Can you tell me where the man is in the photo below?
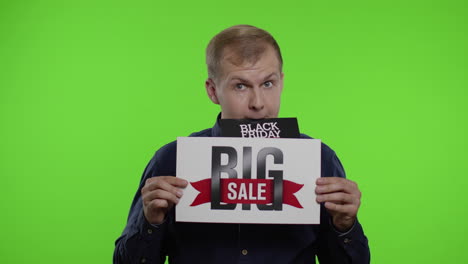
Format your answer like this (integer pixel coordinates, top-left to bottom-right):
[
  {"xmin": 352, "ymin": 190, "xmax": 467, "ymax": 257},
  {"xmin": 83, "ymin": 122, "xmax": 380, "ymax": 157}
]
[{"xmin": 114, "ymin": 25, "xmax": 370, "ymax": 263}]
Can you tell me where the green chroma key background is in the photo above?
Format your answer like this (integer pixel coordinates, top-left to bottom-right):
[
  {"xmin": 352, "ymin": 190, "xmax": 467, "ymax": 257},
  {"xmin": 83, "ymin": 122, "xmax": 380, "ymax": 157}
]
[{"xmin": 1, "ymin": 0, "xmax": 466, "ymax": 263}]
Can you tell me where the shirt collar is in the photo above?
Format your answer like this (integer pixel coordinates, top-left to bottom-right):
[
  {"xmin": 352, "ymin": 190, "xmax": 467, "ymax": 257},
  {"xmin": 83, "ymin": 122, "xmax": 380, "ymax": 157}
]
[{"xmin": 211, "ymin": 112, "xmax": 222, "ymax": 137}]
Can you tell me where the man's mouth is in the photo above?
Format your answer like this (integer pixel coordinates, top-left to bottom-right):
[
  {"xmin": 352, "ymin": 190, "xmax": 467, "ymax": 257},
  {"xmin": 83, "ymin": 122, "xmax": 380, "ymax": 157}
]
[{"xmin": 245, "ymin": 116, "xmax": 268, "ymax": 120}]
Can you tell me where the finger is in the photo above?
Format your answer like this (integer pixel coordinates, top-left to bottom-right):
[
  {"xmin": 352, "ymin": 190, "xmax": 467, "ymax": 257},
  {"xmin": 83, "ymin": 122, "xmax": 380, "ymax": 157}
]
[
  {"xmin": 142, "ymin": 180, "xmax": 180, "ymax": 199},
  {"xmin": 316, "ymin": 177, "xmax": 346, "ymax": 185},
  {"xmin": 143, "ymin": 177, "xmax": 187, "ymax": 198},
  {"xmin": 146, "ymin": 199, "xmax": 170, "ymax": 212},
  {"xmin": 164, "ymin": 176, "xmax": 189, "ymax": 188},
  {"xmin": 142, "ymin": 177, "xmax": 161, "ymax": 193},
  {"xmin": 315, "ymin": 182, "xmax": 348, "ymax": 194},
  {"xmin": 156, "ymin": 180, "xmax": 184, "ymax": 198},
  {"xmin": 315, "ymin": 179, "xmax": 358, "ymax": 195},
  {"xmin": 145, "ymin": 176, "xmax": 188, "ymax": 188},
  {"xmin": 143, "ymin": 189, "xmax": 180, "ymax": 206},
  {"xmin": 144, "ymin": 176, "xmax": 188, "ymax": 190},
  {"xmin": 324, "ymin": 202, "xmax": 359, "ymax": 216},
  {"xmin": 316, "ymin": 192, "xmax": 355, "ymax": 204}
]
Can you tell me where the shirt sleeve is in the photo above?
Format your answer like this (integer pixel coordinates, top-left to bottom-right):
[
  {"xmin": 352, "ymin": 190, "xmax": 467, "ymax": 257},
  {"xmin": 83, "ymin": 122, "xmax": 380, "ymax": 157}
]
[
  {"xmin": 316, "ymin": 150, "xmax": 371, "ymax": 264},
  {"xmin": 113, "ymin": 153, "xmax": 169, "ymax": 264}
]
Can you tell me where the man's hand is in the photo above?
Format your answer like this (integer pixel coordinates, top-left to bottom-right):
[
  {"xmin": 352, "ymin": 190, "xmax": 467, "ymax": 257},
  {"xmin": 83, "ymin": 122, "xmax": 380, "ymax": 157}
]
[
  {"xmin": 141, "ymin": 176, "xmax": 188, "ymax": 225},
  {"xmin": 315, "ymin": 177, "xmax": 361, "ymax": 232}
]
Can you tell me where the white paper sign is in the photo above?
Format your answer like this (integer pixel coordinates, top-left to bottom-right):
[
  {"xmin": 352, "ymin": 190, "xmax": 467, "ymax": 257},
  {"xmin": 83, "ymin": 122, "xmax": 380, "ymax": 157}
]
[{"xmin": 176, "ymin": 137, "xmax": 321, "ymax": 224}]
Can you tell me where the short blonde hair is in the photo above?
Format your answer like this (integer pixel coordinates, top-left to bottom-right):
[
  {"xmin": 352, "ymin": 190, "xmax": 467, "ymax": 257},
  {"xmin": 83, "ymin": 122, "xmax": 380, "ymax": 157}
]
[{"xmin": 206, "ymin": 25, "xmax": 283, "ymax": 80}]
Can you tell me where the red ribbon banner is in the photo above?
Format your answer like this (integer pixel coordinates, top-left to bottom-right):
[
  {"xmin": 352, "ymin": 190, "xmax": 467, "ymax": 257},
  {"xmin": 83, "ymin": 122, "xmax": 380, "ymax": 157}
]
[{"xmin": 190, "ymin": 178, "xmax": 304, "ymax": 208}]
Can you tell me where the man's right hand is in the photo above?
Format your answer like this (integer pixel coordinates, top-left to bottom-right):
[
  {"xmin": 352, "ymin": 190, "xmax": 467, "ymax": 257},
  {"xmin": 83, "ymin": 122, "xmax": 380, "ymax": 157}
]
[{"xmin": 141, "ymin": 176, "xmax": 188, "ymax": 224}]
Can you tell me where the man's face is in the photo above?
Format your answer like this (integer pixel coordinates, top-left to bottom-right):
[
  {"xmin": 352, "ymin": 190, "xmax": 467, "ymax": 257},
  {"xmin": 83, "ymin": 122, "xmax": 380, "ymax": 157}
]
[{"xmin": 206, "ymin": 45, "xmax": 284, "ymax": 119}]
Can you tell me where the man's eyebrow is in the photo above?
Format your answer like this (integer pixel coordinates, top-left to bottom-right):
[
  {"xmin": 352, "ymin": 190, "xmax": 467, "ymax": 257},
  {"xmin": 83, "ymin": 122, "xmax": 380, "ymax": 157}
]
[
  {"xmin": 262, "ymin": 72, "xmax": 279, "ymax": 81},
  {"xmin": 229, "ymin": 73, "xmax": 279, "ymax": 83},
  {"xmin": 229, "ymin": 76, "xmax": 250, "ymax": 83}
]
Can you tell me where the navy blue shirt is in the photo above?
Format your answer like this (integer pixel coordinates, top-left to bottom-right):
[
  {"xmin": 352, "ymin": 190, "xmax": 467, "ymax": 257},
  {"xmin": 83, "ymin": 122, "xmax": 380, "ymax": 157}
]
[{"xmin": 114, "ymin": 118, "xmax": 370, "ymax": 264}]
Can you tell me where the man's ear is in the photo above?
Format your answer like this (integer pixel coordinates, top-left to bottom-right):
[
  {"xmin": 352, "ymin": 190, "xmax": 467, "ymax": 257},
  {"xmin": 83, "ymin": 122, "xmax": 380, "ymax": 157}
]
[
  {"xmin": 279, "ymin": 72, "xmax": 285, "ymax": 92},
  {"xmin": 205, "ymin": 78, "xmax": 219, "ymax": 104}
]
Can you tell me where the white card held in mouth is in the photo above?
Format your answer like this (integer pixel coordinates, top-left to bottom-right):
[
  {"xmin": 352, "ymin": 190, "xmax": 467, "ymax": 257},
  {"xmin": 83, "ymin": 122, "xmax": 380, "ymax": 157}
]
[{"xmin": 176, "ymin": 137, "xmax": 321, "ymax": 225}]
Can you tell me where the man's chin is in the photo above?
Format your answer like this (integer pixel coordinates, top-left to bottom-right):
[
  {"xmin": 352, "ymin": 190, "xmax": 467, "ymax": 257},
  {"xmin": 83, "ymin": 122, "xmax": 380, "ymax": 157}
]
[
  {"xmin": 246, "ymin": 117, "xmax": 268, "ymax": 120},
  {"xmin": 221, "ymin": 112, "xmax": 274, "ymax": 120}
]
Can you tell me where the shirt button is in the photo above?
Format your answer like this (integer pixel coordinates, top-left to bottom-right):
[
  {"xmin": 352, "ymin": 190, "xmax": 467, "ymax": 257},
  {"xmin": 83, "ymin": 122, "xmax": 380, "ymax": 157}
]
[
  {"xmin": 147, "ymin": 229, "xmax": 153, "ymax": 234},
  {"xmin": 241, "ymin": 249, "xmax": 248, "ymax": 255},
  {"xmin": 344, "ymin": 238, "xmax": 351, "ymax": 244}
]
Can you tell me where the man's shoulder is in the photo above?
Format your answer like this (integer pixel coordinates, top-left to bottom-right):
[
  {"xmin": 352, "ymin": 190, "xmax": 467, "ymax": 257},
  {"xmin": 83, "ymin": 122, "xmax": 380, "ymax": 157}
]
[
  {"xmin": 148, "ymin": 127, "xmax": 213, "ymax": 175},
  {"xmin": 188, "ymin": 128, "xmax": 213, "ymax": 137},
  {"xmin": 154, "ymin": 128, "xmax": 213, "ymax": 156}
]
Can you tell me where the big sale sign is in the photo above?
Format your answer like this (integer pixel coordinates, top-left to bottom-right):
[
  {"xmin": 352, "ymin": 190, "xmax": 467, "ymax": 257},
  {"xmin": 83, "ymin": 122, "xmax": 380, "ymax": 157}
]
[{"xmin": 176, "ymin": 137, "xmax": 321, "ymax": 224}]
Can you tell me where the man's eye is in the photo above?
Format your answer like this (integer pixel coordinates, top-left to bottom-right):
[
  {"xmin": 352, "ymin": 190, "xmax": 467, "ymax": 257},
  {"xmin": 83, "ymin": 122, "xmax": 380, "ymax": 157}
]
[
  {"xmin": 264, "ymin": 81, "xmax": 273, "ymax": 88},
  {"xmin": 236, "ymin": 83, "xmax": 246, "ymax": 90}
]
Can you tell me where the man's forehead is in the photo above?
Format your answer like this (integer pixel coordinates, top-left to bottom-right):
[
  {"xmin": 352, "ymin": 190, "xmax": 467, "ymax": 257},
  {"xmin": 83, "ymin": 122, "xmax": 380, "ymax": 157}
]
[
  {"xmin": 219, "ymin": 46, "xmax": 281, "ymax": 80},
  {"xmin": 221, "ymin": 44, "xmax": 273, "ymax": 66}
]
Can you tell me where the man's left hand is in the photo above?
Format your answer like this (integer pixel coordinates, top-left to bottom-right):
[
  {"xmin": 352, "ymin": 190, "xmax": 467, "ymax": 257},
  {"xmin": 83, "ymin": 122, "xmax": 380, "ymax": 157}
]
[{"xmin": 315, "ymin": 177, "xmax": 362, "ymax": 232}]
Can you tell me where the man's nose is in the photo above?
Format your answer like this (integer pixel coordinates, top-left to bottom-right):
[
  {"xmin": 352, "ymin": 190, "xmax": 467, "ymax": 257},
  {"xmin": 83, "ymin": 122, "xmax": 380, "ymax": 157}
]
[{"xmin": 249, "ymin": 87, "xmax": 265, "ymax": 111}]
